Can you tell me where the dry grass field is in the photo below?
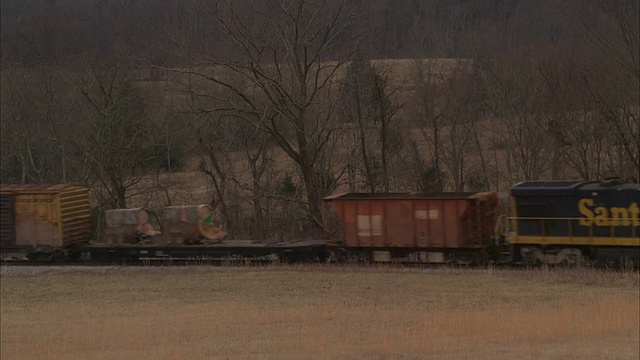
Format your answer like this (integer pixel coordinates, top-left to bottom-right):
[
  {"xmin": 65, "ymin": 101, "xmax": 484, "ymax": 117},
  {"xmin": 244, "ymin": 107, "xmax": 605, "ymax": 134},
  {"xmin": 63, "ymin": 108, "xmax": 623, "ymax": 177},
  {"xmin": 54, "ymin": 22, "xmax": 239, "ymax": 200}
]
[{"xmin": 1, "ymin": 265, "xmax": 638, "ymax": 360}]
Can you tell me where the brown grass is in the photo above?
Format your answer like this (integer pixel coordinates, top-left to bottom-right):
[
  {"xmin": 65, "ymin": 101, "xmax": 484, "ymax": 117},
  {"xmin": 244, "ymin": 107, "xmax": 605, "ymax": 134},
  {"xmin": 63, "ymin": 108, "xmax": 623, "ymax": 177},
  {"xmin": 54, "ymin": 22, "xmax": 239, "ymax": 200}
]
[{"xmin": 1, "ymin": 266, "xmax": 638, "ymax": 359}]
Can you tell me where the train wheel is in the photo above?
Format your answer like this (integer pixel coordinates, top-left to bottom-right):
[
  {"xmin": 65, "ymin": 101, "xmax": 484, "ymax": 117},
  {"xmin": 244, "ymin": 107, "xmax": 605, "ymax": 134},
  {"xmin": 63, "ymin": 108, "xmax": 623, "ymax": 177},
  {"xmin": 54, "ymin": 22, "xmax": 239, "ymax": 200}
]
[
  {"xmin": 67, "ymin": 250, "xmax": 81, "ymax": 262},
  {"xmin": 328, "ymin": 249, "xmax": 347, "ymax": 264},
  {"xmin": 280, "ymin": 252, "xmax": 297, "ymax": 264},
  {"xmin": 348, "ymin": 251, "xmax": 371, "ymax": 264},
  {"xmin": 51, "ymin": 249, "xmax": 68, "ymax": 262},
  {"xmin": 315, "ymin": 251, "xmax": 328, "ymax": 263},
  {"xmin": 451, "ymin": 252, "xmax": 479, "ymax": 266},
  {"xmin": 27, "ymin": 253, "xmax": 52, "ymax": 262},
  {"xmin": 558, "ymin": 248, "xmax": 583, "ymax": 266},
  {"xmin": 519, "ymin": 246, "xmax": 541, "ymax": 265}
]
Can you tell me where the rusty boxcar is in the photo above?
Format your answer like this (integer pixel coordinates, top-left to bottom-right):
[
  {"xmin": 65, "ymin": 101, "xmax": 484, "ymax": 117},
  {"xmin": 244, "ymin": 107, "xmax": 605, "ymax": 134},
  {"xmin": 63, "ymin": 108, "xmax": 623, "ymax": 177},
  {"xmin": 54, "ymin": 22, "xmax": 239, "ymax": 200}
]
[
  {"xmin": 0, "ymin": 184, "xmax": 92, "ymax": 258},
  {"xmin": 323, "ymin": 192, "xmax": 499, "ymax": 264}
]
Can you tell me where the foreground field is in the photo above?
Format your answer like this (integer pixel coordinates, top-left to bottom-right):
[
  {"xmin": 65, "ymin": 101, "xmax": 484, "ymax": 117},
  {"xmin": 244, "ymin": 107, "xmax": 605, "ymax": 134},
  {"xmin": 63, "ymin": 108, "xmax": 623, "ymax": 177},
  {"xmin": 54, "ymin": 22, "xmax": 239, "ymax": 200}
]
[{"xmin": 1, "ymin": 266, "xmax": 638, "ymax": 360}]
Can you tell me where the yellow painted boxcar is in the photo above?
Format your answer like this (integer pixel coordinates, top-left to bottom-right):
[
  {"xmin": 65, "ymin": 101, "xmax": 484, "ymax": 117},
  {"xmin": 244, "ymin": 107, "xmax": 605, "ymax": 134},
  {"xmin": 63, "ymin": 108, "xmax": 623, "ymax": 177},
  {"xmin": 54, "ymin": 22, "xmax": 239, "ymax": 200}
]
[{"xmin": 0, "ymin": 184, "xmax": 92, "ymax": 255}]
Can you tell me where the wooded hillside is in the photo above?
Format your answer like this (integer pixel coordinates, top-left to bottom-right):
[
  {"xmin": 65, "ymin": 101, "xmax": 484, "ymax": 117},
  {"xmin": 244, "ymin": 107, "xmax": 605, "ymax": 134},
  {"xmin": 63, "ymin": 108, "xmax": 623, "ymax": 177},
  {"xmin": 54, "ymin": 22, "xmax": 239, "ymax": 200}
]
[{"xmin": 1, "ymin": 0, "xmax": 638, "ymax": 238}]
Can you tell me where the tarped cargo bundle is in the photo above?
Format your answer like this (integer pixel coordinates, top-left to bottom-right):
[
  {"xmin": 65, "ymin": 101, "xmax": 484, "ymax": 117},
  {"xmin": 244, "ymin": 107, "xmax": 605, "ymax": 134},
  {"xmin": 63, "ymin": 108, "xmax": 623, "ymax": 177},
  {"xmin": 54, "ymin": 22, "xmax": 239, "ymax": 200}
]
[
  {"xmin": 161, "ymin": 205, "xmax": 227, "ymax": 244},
  {"xmin": 102, "ymin": 208, "xmax": 160, "ymax": 244}
]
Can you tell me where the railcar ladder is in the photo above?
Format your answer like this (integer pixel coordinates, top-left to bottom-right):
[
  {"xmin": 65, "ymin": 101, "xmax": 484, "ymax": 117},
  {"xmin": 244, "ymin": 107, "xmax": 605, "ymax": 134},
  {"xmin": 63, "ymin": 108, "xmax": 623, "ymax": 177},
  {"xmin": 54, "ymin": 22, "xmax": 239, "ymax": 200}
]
[
  {"xmin": 467, "ymin": 201, "xmax": 495, "ymax": 240},
  {"xmin": 467, "ymin": 202, "xmax": 483, "ymax": 240}
]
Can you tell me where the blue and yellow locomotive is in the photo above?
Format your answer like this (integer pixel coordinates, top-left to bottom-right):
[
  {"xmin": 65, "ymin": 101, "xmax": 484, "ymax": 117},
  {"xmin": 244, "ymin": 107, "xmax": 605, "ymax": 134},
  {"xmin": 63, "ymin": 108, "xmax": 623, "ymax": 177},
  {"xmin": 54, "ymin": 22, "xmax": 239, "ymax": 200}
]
[{"xmin": 505, "ymin": 180, "xmax": 640, "ymax": 265}]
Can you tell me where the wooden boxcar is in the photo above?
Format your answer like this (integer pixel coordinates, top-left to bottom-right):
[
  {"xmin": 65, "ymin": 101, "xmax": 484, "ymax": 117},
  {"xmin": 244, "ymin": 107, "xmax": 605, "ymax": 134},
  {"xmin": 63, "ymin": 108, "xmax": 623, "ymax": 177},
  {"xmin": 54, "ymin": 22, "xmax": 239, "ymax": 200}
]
[
  {"xmin": 323, "ymin": 192, "xmax": 499, "ymax": 264},
  {"xmin": 0, "ymin": 184, "xmax": 92, "ymax": 257}
]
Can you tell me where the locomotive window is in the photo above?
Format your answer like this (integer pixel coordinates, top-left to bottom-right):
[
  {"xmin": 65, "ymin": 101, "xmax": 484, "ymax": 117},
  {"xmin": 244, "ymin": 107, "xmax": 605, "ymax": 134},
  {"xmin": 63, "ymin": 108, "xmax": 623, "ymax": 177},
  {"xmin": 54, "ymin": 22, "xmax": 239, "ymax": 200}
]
[
  {"xmin": 516, "ymin": 198, "xmax": 553, "ymax": 217},
  {"xmin": 545, "ymin": 219, "xmax": 569, "ymax": 236},
  {"xmin": 516, "ymin": 219, "xmax": 540, "ymax": 236},
  {"xmin": 515, "ymin": 198, "xmax": 553, "ymax": 236}
]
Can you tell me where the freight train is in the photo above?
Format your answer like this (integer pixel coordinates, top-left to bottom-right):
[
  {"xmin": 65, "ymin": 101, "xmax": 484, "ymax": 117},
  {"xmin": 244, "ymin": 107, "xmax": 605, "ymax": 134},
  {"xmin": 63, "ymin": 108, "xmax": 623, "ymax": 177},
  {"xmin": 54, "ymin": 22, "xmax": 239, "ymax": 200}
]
[{"xmin": 1, "ymin": 180, "xmax": 638, "ymax": 265}]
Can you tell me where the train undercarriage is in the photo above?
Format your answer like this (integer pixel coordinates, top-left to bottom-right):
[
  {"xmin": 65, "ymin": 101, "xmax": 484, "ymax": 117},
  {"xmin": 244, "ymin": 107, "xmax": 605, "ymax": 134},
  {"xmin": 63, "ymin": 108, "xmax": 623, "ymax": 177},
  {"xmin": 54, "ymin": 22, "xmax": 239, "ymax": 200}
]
[{"xmin": 510, "ymin": 244, "xmax": 640, "ymax": 267}]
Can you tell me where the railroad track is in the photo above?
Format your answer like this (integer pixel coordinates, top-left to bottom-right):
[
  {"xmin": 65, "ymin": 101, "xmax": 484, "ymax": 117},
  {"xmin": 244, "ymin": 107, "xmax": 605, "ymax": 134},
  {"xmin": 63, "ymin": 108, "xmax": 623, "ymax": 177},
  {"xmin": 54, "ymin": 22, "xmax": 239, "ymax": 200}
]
[
  {"xmin": 2, "ymin": 258, "xmax": 619, "ymax": 271},
  {"xmin": 0, "ymin": 258, "xmax": 280, "ymax": 267},
  {"xmin": 2, "ymin": 252, "xmax": 636, "ymax": 270}
]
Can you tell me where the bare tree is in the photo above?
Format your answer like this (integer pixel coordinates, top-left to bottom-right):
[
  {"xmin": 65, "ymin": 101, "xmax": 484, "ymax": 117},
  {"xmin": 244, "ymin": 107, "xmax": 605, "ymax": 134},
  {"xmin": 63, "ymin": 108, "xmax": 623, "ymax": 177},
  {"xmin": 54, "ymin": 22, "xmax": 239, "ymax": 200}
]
[
  {"xmin": 410, "ymin": 58, "xmax": 449, "ymax": 191},
  {"xmin": 539, "ymin": 44, "xmax": 610, "ymax": 180},
  {"xmin": 337, "ymin": 55, "xmax": 400, "ymax": 192},
  {"xmin": 577, "ymin": 0, "xmax": 640, "ymax": 181},
  {"xmin": 72, "ymin": 60, "xmax": 159, "ymax": 208},
  {"xmin": 192, "ymin": 113, "xmax": 238, "ymax": 236},
  {"xmin": 240, "ymin": 126, "xmax": 273, "ymax": 239},
  {"xmin": 338, "ymin": 56, "xmax": 379, "ymax": 192},
  {"xmin": 439, "ymin": 65, "xmax": 476, "ymax": 192},
  {"xmin": 162, "ymin": 0, "xmax": 367, "ymax": 233},
  {"xmin": 0, "ymin": 63, "xmax": 80, "ymax": 184},
  {"xmin": 480, "ymin": 51, "xmax": 554, "ymax": 183}
]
